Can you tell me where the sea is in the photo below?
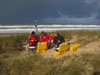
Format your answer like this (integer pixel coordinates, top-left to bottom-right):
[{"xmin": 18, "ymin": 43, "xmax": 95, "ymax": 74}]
[{"xmin": 0, "ymin": 24, "xmax": 100, "ymax": 33}]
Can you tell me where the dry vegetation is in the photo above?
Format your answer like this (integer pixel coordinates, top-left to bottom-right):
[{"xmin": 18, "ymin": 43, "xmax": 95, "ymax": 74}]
[{"xmin": 0, "ymin": 30, "xmax": 100, "ymax": 75}]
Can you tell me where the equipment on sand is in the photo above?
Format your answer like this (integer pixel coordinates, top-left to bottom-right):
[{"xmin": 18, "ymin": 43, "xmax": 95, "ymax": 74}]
[
  {"xmin": 69, "ymin": 43, "xmax": 80, "ymax": 51},
  {"xmin": 23, "ymin": 19, "xmax": 39, "ymax": 51},
  {"xmin": 34, "ymin": 19, "xmax": 38, "ymax": 34},
  {"xmin": 54, "ymin": 42, "xmax": 81, "ymax": 55},
  {"xmin": 54, "ymin": 42, "xmax": 69, "ymax": 55},
  {"xmin": 23, "ymin": 45, "xmax": 36, "ymax": 50},
  {"xmin": 23, "ymin": 42, "xmax": 47, "ymax": 52},
  {"xmin": 36, "ymin": 42, "xmax": 47, "ymax": 52}
]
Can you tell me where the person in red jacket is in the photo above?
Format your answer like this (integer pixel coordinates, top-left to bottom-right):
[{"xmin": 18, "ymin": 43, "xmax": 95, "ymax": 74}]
[
  {"xmin": 40, "ymin": 31, "xmax": 53, "ymax": 48},
  {"xmin": 27, "ymin": 31, "xmax": 39, "ymax": 47}
]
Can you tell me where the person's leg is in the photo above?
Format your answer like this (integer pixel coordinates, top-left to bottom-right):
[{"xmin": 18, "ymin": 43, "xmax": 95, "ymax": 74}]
[
  {"xmin": 47, "ymin": 41, "xmax": 51, "ymax": 49},
  {"xmin": 34, "ymin": 43, "xmax": 38, "ymax": 47},
  {"xmin": 55, "ymin": 44, "xmax": 58, "ymax": 48},
  {"xmin": 55, "ymin": 42, "xmax": 65, "ymax": 51},
  {"xmin": 61, "ymin": 42, "xmax": 64, "ymax": 44},
  {"xmin": 55, "ymin": 44, "xmax": 59, "ymax": 51},
  {"xmin": 25, "ymin": 44, "xmax": 29, "ymax": 51}
]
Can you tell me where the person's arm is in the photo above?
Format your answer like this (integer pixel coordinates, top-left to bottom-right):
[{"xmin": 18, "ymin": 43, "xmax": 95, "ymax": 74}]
[
  {"xmin": 53, "ymin": 37, "xmax": 57, "ymax": 44},
  {"xmin": 40, "ymin": 36, "xmax": 43, "ymax": 42},
  {"xmin": 35, "ymin": 36, "xmax": 39, "ymax": 42},
  {"xmin": 60, "ymin": 36, "xmax": 65, "ymax": 42},
  {"xmin": 27, "ymin": 36, "xmax": 31, "ymax": 43},
  {"xmin": 53, "ymin": 37, "xmax": 55, "ymax": 44}
]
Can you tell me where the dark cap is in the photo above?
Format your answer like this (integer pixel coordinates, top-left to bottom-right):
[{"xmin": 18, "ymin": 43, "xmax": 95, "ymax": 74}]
[
  {"xmin": 31, "ymin": 31, "xmax": 35, "ymax": 35},
  {"xmin": 41, "ymin": 31, "xmax": 46, "ymax": 35}
]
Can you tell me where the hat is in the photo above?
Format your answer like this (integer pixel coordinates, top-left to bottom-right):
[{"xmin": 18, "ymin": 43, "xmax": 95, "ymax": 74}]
[
  {"xmin": 41, "ymin": 31, "xmax": 46, "ymax": 35},
  {"xmin": 31, "ymin": 31, "xmax": 35, "ymax": 35}
]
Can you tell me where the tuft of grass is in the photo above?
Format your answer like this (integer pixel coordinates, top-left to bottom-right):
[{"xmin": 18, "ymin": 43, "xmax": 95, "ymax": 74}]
[{"xmin": 0, "ymin": 33, "xmax": 29, "ymax": 54}]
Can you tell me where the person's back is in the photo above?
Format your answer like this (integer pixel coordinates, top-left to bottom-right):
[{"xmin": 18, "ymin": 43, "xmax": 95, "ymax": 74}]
[{"xmin": 40, "ymin": 34, "xmax": 53, "ymax": 42}]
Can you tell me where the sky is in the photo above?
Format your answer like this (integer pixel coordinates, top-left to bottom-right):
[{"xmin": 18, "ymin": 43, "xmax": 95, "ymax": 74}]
[{"xmin": 0, "ymin": 0, "xmax": 100, "ymax": 25}]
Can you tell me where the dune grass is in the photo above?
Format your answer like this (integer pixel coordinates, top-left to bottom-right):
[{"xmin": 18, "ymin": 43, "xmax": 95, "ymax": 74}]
[
  {"xmin": 0, "ymin": 33, "xmax": 29, "ymax": 54},
  {"xmin": 0, "ymin": 30, "xmax": 100, "ymax": 75},
  {"xmin": 1, "ymin": 52, "xmax": 100, "ymax": 75}
]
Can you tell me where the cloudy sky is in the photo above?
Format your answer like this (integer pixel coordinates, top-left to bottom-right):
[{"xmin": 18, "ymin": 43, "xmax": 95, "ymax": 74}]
[{"xmin": 0, "ymin": 0, "xmax": 100, "ymax": 24}]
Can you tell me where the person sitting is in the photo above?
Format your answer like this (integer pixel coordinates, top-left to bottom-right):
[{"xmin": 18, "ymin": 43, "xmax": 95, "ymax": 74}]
[
  {"xmin": 27, "ymin": 31, "xmax": 39, "ymax": 47},
  {"xmin": 40, "ymin": 31, "xmax": 53, "ymax": 49},
  {"xmin": 53, "ymin": 32, "xmax": 65, "ymax": 51}
]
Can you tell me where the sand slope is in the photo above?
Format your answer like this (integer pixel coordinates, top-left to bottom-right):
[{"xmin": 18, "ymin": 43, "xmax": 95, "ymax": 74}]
[{"xmin": 40, "ymin": 40, "xmax": 100, "ymax": 59}]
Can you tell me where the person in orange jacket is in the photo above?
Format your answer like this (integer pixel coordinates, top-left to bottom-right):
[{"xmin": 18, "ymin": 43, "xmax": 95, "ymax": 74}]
[
  {"xmin": 40, "ymin": 31, "xmax": 53, "ymax": 48},
  {"xmin": 27, "ymin": 31, "xmax": 39, "ymax": 47}
]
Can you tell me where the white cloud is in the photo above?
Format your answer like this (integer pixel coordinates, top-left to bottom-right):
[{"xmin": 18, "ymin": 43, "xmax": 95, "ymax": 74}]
[
  {"xmin": 85, "ymin": 0, "xmax": 100, "ymax": 11},
  {"xmin": 41, "ymin": 12, "xmax": 100, "ymax": 24},
  {"xmin": 85, "ymin": 0, "xmax": 97, "ymax": 4}
]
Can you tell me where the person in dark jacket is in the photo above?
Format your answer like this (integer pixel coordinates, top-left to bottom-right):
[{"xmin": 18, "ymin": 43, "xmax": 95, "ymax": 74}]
[{"xmin": 53, "ymin": 32, "xmax": 65, "ymax": 50}]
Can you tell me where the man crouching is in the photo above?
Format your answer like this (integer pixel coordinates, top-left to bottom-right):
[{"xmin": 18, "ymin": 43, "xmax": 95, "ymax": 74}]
[
  {"xmin": 26, "ymin": 31, "xmax": 39, "ymax": 51},
  {"xmin": 53, "ymin": 32, "xmax": 65, "ymax": 51},
  {"xmin": 40, "ymin": 31, "xmax": 53, "ymax": 49}
]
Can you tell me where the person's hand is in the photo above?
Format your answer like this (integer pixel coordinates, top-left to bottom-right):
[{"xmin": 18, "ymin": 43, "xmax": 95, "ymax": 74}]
[
  {"xmin": 48, "ymin": 40, "xmax": 51, "ymax": 42},
  {"xmin": 31, "ymin": 40, "xmax": 34, "ymax": 42},
  {"xmin": 58, "ymin": 40, "xmax": 61, "ymax": 43},
  {"xmin": 35, "ymin": 40, "xmax": 37, "ymax": 42}
]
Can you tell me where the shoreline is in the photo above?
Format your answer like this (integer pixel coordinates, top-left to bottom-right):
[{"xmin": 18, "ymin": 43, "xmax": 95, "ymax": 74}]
[
  {"xmin": 0, "ymin": 33, "xmax": 27, "ymax": 37},
  {"xmin": 0, "ymin": 25, "xmax": 100, "ymax": 33},
  {"xmin": 0, "ymin": 30, "xmax": 100, "ymax": 37}
]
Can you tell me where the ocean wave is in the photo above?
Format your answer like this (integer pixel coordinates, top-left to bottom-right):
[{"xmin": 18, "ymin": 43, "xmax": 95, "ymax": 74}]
[
  {"xmin": 0, "ymin": 24, "xmax": 100, "ymax": 28},
  {"xmin": 0, "ymin": 25, "xmax": 100, "ymax": 33},
  {"xmin": 0, "ymin": 28, "xmax": 100, "ymax": 33}
]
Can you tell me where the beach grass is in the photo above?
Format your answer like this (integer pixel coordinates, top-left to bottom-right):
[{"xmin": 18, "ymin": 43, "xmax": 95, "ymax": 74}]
[{"xmin": 0, "ymin": 30, "xmax": 100, "ymax": 75}]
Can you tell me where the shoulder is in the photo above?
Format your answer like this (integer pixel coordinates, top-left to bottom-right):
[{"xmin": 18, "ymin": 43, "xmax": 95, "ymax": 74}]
[
  {"xmin": 59, "ymin": 35, "xmax": 64, "ymax": 38},
  {"xmin": 40, "ymin": 35, "xmax": 43, "ymax": 38},
  {"xmin": 35, "ymin": 35, "xmax": 38, "ymax": 37},
  {"xmin": 61, "ymin": 35, "xmax": 64, "ymax": 37},
  {"xmin": 46, "ymin": 34, "xmax": 50, "ymax": 36},
  {"xmin": 53, "ymin": 37, "xmax": 56, "ymax": 39},
  {"xmin": 27, "ymin": 35, "xmax": 32, "ymax": 39},
  {"xmin": 47, "ymin": 34, "xmax": 52, "ymax": 36},
  {"xmin": 29, "ymin": 35, "xmax": 32, "ymax": 37}
]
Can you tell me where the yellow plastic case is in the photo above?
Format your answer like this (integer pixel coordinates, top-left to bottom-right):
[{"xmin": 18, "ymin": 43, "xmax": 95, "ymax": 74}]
[
  {"xmin": 36, "ymin": 42, "xmax": 47, "ymax": 52},
  {"xmin": 69, "ymin": 43, "xmax": 80, "ymax": 51},
  {"xmin": 54, "ymin": 42, "xmax": 69, "ymax": 55}
]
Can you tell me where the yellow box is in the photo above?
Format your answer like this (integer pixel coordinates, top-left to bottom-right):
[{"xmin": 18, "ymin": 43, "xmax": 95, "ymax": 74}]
[
  {"xmin": 70, "ymin": 46, "xmax": 76, "ymax": 51},
  {"xmin": 36, "ymin": 49, "xmax": 46, "ymax": 52},
  {"xmin": 74, "ymin": 44, "xmax": 80, "ymax": 48},
  {"xmin": 54, "ymin": 50, "xmax": 66, "ymax": 55},
  {"xmin": 59, "ymin": 42, "xmax": 68, "ymax": 52},
  {"xmin": 69, "ymin": 43, "xmax": 80, "ymax": 51},
  {"xmin": 75, "ymin": 43, "xmax": 80, "ymax": 48},
  {"xmin": 36, "ymin": 42, "xmax": 47, "ymax": 52},
  {"xmin": 54, "ymin": 42, "xmax": 69, "ymax": 55}
]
